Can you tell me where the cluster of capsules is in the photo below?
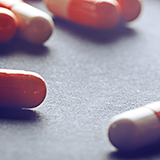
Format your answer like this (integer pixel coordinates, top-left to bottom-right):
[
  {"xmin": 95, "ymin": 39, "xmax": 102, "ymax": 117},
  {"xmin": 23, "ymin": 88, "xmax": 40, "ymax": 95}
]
[
  {"xmin": 1, "ymin": 0, "xmax": 158, "ymax": 153},
  {"xmin": 0, "ymin": 1, "xmax": 51, "ymax": 107},
  {"xmin": 43, "ymin": 0, "xmax": 142, "ymax": 29},
  {"xmin": 0, "ymin": 0, "xmax": 142, "ymax": 44},
  {"xmin": 0, "ymin": 0, "xmax": 54, "ymax": 44},
  {"xmin": 0, "ymin": 1, "xmax": 141, "ymax": 109}
]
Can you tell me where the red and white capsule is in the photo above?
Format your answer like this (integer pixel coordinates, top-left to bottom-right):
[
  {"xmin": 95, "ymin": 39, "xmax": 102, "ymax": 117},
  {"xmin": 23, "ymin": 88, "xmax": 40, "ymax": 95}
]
[
  {"xmin": 44, "ymin": 0, "xmax": 121, "ymax": 29},
  {"xmin": 0, "ymin": 69, "xmax": 47, "ymax": 108},
  {"xmin": 0, "ymin": 0, "xmax": 54, "ymax": 44},
  {"xmin": 108, "ymin": 101, "xmax": 160, "ymax": 151}
]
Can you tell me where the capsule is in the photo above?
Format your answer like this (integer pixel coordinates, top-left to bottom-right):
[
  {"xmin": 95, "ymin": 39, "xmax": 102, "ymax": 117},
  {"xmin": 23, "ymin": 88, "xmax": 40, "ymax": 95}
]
[
  {"xmin": 108, "ymin": 101, "xmax": 160, "ymax": 151},
  {"xmin": 0, "ymin": 69, "xmax": 47, "ymax": 108},
  {"xmin": 44, "ymin": 0, "xmax": 121, "ymax": 29},
  {"xmin": 0, "ymin": 7, "xmax": 18, "ymax": 42},
  {"xmin": 0, "ymin": 0, "xmax": 54, "ymax": 44},
  {"xmin": 117, "ymin": 0, "xmax": 141, "ymax": 22}
]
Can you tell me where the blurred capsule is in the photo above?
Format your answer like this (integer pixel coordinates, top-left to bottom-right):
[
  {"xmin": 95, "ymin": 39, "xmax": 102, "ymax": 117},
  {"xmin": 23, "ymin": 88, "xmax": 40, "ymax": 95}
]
[
  {"xmin": 117, "ymin": 0, "xmax": 142, "ymax": 22},
  {"xmin": 44, "ymin": 0, "xmax": 121, "ymax": 29},
  {"xmin": 0, "ymin": 0, "xmax": 54, "ymax": 44}
]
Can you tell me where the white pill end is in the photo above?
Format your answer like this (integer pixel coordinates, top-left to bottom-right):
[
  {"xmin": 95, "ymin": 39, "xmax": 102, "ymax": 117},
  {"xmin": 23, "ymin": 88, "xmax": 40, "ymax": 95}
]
[
  {"xmin": 11, "ymin": 2, "xmax": 54, "ymax": 44},
  {"xmin": 108, "ymin": 118, "xmax": 138, "ymax": 150},
  {"xmin": 23, "ymin": 16, "xmax": 54, "ymax": 44},
  {"xmin": 108, "ymin": 107, "xmax": 160, "ymax": 151}
]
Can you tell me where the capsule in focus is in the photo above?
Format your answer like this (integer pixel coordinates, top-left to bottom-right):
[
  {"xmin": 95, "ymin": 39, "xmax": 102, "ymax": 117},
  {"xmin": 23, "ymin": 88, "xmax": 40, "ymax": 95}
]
[
  {"xmin": 0, "ymin": 7, "xmax": 18, "ymax": 42},
  {"xmin": 0, "ymin": 69, "xmax": 47, "ymax": 108},
  {"xmin": 108, "ymin": 101, "xmax": 160, "ymax": 151},
  {"xmin": 0, "ymin": 0, "xmax": 54, "ymax": 44},
  {"xmin": 44, "ymin": 0, "xmax": 121, "ymax": 29}
]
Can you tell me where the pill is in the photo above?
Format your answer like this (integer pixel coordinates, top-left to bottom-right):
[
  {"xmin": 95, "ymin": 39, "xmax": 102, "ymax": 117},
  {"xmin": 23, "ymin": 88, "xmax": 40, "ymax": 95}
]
[
  {"xmin": 43, "ymin": 0, "xmax": 121, "ymax": 29},
  {"xmin": 0, "ymin": 69, "xmax": 47, "ymax": 108},
  {"xmin": 108, "ymin": 101, "xmax": 160, "ymax": 151},
  {"xmin": 0, "ymin": 7, "xmax": 18, "ymax": 42},
  {"xmin": 116, "ymin": 0, "xmax": 141, "ymax": 22},
  {"xmin": 0, "ymin": 0, "xmax": 54, "ymax": 44}
]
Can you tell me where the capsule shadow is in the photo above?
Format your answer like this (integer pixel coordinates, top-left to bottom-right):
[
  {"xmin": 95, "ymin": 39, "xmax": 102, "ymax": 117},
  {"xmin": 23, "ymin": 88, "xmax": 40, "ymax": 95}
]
[
  {"xmin": 0, "ymin": 37, "xmax": 50, "ymax": 56},
  {"xmin": 54, "ymin": 17, "xmax": 137, "ymax": 44},
  {"xmin": 107, "ymin": 143, "xmax": 160, "ymax": 159},
  {"xmin": 0, "ymin": 107, "xmax": 40, "ymax": 121}
]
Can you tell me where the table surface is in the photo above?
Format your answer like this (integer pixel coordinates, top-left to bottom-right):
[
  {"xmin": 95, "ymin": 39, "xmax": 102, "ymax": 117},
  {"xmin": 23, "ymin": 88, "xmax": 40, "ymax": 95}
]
[{"xmin": 1, "ymin": 0, "xmax": 160, "ymax": 159}]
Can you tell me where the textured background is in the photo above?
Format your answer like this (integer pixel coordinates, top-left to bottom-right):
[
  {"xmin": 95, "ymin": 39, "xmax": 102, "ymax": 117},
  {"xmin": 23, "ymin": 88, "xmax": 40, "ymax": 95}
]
[{"xmin": 0, "ymin": 0, "xmax": 160, "ymax": 159}]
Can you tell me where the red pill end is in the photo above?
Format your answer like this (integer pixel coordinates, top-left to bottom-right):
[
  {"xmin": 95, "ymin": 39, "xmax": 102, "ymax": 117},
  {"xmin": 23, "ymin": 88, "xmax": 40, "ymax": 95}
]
[
  {"xmin": 96, "ymin": 1, "xmax": 121, "ymax": 29},
  {"xmin": 0, "ymin": 69, "xmax": 47, "ymax": 109},
  {"xmin": 68, "ymin": 0, "xmax": 121, "ymax": 29},
  {"xmin": 0, "ymin": 8, "xmax": 18, "ymax": 42},
  {"xmin": 117, "ymin": 0, "xmax": 141, "ymax": 22}
]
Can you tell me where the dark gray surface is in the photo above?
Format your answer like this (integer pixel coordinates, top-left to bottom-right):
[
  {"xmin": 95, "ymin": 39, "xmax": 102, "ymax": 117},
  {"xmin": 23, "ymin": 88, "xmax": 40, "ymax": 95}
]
[{"xmin": 0, "ymin": 0, "xmax": 160, "ymax": 159}]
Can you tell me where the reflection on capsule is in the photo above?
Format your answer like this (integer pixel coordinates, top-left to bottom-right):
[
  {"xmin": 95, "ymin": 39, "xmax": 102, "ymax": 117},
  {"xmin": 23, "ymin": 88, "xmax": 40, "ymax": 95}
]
[{"xmin": 108, "ymin": 101, "xmax": 160, "ymax": 151}]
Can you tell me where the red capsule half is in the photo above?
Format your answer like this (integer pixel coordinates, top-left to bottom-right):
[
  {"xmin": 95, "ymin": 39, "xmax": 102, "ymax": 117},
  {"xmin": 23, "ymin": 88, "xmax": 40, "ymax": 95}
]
[
  {"xmin": 117, "ymin": 0, "xmax": 141, "ymax": 22},
  {"xmin": 44, "ymin": 0, "xmax": 121, "ymax": 29},
  {"xmin": 0, "ymin": 69, "xmax": 47, "ymax": 108},
  {"xmin": 0, "ymin": 7, "xmax": 18, "ymax": 42}
]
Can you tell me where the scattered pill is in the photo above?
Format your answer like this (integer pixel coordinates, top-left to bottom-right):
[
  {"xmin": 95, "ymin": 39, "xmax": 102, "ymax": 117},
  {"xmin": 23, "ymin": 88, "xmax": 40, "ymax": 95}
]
[
  {"xmin": 0, "ymin": 69, "xmax": 47, "ymax": 108},
  {"xmin": 44, "ymin": 0, "xmax": 121, "ymax": 29},
  {"xmin": 0, "ymin": 7, "xmax": 18, "ymax": 42},
  {"xmin": 117, "ymin": 0, "xmax": 141, "ymax": 22},
  {"xmin": 0, "ymin": 0, "xmax": 54, "ymax": 44},
  {"xmin": 108, "ymin": 101, "xmax": 160, "ymax": 151}
]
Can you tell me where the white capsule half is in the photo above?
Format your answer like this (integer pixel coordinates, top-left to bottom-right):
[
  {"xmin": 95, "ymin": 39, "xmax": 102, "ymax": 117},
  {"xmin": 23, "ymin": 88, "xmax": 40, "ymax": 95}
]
[
  {"xmin": 12, "ymin": 2, "xmax": 54, "ymax": 44},
  {"xmin": 108, "ymin": 105, "xmax": 160, "ymax": 151}
]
